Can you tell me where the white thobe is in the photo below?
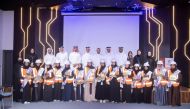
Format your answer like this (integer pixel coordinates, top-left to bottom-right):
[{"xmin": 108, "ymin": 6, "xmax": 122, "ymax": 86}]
[
  {"xmin": 44, "ymin": 54, "xmax": 56, "ymax": 65},
  {"xmin": 69, "ymin": 52, "xmax": 81, "ymax": 65},
  {"xmin": 104, "ymin": 53, "xmax": 115, "ymax": 66},
  {"xmin": 82, "ymin": 53, "xmax": 93, "ymax": 67},
  {"xmin": 56, "ymin": 52, "xmax": 68, "ymax": 67},
  {"xmin": 115, "ymin": 52, "xmax": 127, "ymax": 67},
  {"xmin": 92, "ymin": 53, "xmax": 104, "ymax": 67}
]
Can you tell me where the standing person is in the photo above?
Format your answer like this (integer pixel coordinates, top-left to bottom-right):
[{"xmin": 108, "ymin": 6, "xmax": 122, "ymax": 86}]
[
  {"xmin": 93, "ymin": 48, "xmax": 104, "ymax": 67},
  {"xmin": 144, "ymin": 51, "xmax": 156, "ymax": 72},
  {"xmin": 107, "ymin": 60, "xmax": 121, "ymax": 103},
  {"xmin": 82, "ymin": 47, "xmax": 93, "ymax": 67},
  {"xmin": 32, "ymin": 59, "xmax": 44, "ymax": 101},
  {"xmin": 152, "ymin": 61, "xmax": 168, "ymax": 105},
  {"xmin": 83, "ymin": 60, "xmax": 96, "ymax": 102},
  {"xmin": 43, "ymin": 61, "xmax": 54, "ymax": 102},
  {"xmin": 27, "ymin": 48, "xmax": 38, "ymax": 67},
  {"xmin": 133, "ymin": 49, "xmax": 144, "ymax": 67},
  {"xmin": 69, "ymin": 46, "xmax": 81, "ymax": 68},
  {"xmin": 127, "ymin": 51, "xmax": 134, "ymax": 68},
  {"xmin": 55, "ymin": 46, "xmax": 68, "ymax": 67},
  {"xmin": 142, "ymin": 62, "xmax": 153, "ymax": 103},
  {"xmin": 44, "ymin": 48, "xmax": 55, "ymax": 66},
  {"xmin": 167, "ymin": 61, "xmax": 182, "ymax": 106},
  {"xmin": 62, "ymin": 61, "xmax": 75, "ymax": 101},
  {"xmin": 104, "ymin": 47, "xmax": 115, "ymax": 66},
  {"xmin": 121, "ymin": 61, "xmax": 133, "ymax": 103},
  {"xmin": 74, "ymin": 63, "xmax": 85, "ymax": 101},
  {"xmin": 20, "ymin": 59, "xmax": 33, "ymax": 104},
  {"xmin": 95, "ymin": 60, "xmax": 108, "ymax": 103},
  {"xmin": 53, "ymin": 60, "xmax": 63, "ymax": 101},
  {"xmin": 115, "ymin": 47, "xmax": 127, "ymax": 67},
  {"xmin": 132, "ymin": 64, "xmax": 143, "ymax": 103}
]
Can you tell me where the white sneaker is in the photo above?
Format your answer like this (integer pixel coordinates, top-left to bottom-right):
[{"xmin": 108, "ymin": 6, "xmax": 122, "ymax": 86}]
[
  {"xmin": 103, "ymin": 100, "xmax": 106, "ymax": 103},
  {"xmin": 100, "ymin": 100, "xmax": 103, "ymax": 103},
  {"xmin": 24, "ymin": 101, "xmax": 27, "ymax": 104},
  {"xmin": 27, "ymin": 102, "xmax": 30, "ymax": 104}
]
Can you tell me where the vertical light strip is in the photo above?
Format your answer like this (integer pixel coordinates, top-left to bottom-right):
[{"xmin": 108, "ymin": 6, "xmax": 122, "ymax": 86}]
[
  {"xmin": 23, "ymin": 7, "xmax": 32, "ymax": 59},
  {"xmin": 37, "ymin": 8, "xmax": 46, "ymax": 57},
  {"xmin": 145, "ymin": 8, "xmax": 155, "ymax": 57},
  {"xmin": 184, "ymin": 19, "xmax": 190, "ymax": 61},
  {"xmin": 19, "ymin": 7, "xmax": 26, "ymax": 59},
  {"xmin": 172, "ymin": 6, "xmax": 179, "ymax": 58},
  {"xmin": 46, "ymin": 9, "xmax": 53, "ymax": 49},
  {"xmin": 48, "ymin": 8, "xmax": 58, "ymax": 55},
  {"xmin": 148, "ymin": 8, "xmax": 160, "ymax": 60},
  {"xmin": 151, "ymin": 8, "xmax": 163, "ymax": 60}
]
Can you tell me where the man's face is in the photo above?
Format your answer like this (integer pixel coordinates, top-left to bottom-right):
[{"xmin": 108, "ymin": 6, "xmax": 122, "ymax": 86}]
[
  {"xmin": 100, "ymin": 62, "xmax": 105, "ymax": 66},
  {"xmin": 86, "ymin": 48, "xmax": 90, "ymax": 53},
  {"xmin": 48, "ymin": 49, "xmax": 52, "ymax": 54},
  {"xmin": 78, "ymin": 64, "xmax": 82, "ymax": 68},
  {"xmin": 31, "ymin": 49, "xmax": 35, "ymax": 54},
  {"xmin": 65, "ymin": 64, "xmax": 70, "ymax": 68},
  {"xmin": 59, "ymin": 47, "xmax": 64, "ymax": 52},
  {"xmin": 119, "ymin": 48, "xmax": 123, "ymax": 53},
  {"xmin": 106, "ymin": 48, "xmax": 111, "ymax": 53},
  {"xmin": 135, "ymin": 66, "xmax": 138, "ymax": 70},
  {"xmin": 55, "ymin": 63, "xmax": 60, "ymax": 67},
  {"xmin": 157, "ymin": 64, "xmax": 162, "ymax": 68},
  {"xmin": 96, "ymin": 48, "xmax": 101, "ymax": 54}
]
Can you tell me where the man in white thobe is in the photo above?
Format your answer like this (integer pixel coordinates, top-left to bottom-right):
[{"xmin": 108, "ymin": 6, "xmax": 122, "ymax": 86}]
[
  {"xmin": 44, "ymin": 48, "xmax": 56, "ymax": 65},
  {"xmin": 92, "ymin": 48, "xmax": 104, "ymax": 67},
  {"xmin": 104, "ymin": 47, "xmax": 115, "ymax": 66},
  {"xmin": 82, "ymin": 47, "xmax": 93, "ymax": 67},
  {"xmin": 69, "ymin": 46, "xmax": 81, "ymax": 67},
  {"xmin": 115, "ymin": 47, "xmax": 127, "ymax": 67},
  {"xmin": 56, "ymin": 46, "xmax": 68, "ymax": 67}
]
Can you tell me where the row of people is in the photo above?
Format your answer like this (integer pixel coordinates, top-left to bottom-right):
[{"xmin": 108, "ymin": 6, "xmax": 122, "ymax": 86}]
[
  {"xmin": 20, "ymin": 58, "xmax": 181, "ymax": 106},
  {"xmin": 25, "ymin": 46, "xmax": 155, "ymax": 71}
]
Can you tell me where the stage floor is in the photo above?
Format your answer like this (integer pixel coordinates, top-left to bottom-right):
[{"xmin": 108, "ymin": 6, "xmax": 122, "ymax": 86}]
[{"xmin": 9, "ymin": 101, "xmax": 190, "ymax": 109}]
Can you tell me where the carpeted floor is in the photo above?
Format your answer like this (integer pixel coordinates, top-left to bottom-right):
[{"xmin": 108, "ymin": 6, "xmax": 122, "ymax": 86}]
[{"xmin": 7, "ymin": 101, "xmax": 190, "ymax": 109}]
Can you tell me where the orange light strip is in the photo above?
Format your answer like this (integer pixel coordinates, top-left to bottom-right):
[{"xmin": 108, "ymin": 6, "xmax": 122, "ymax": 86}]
[
  {"xmin": 148, "ymin": 8, "xmax": 160, "ymax": 60},
  {"xmin": 184, "ymin": 19, "xmax": 190, "ymax": 61},
  {"xmin": 145, "ymin": 8, "xmax": 155, "ymax": 57},
  {"xmin": 19, "ymin": 7, "xmax": 26, "ymax": 59},
  {"xmin": 46, "ymin": 9, "xmax": 53, "ymax": 49},
  {"xmin": 48, "ymin": 8, "xmax": 58, "ymax": 55},
  {"xmin": 172, "ymin": 6, "xmax": 179, "ymax": 58},
  {"xmin": 151, "ymin": 8, "xmax": 163, "ymax": 60},
  {"xmin": 37, "ymin": 7, "xmax": 46, "ymax": 57}
]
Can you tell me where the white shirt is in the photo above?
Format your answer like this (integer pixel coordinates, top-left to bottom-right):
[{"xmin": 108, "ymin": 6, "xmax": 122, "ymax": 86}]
[
  {"xmin": 44, "ymin": 53, "xmax": 56, "ymax": 65},
  {"xmin": 69, "ymin": 52, "xmax": 81, "ymax": 65},
  {"xmin": 92, "ymin": 53, "xmax": 104, "ymax": 67},
  {"xmin": 104, "ymin": 53, "xmax": 115, "ymax": 66},
  {"xmin": 115, "ymin": 52, "xmax": 127, "ymax": 67},
  {"xmin": 82, "ymin": 52, "xmax": 93, "ymax": 67},
  {"xmin": 56, "ymin": 52, "xmax": 68, "ymax": 67}
]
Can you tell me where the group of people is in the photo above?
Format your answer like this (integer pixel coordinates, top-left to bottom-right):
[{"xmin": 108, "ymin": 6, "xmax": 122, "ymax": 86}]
[{"xmin": 16, "ymin": 46, "xmax": 182, "ymax": 106}]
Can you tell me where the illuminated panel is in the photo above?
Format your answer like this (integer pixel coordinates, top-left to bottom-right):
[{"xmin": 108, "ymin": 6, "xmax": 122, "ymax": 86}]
[
  {"xmin": 19, "ymin": 7, "xmax": 26, "ymax": 59},
  {"xmin": 148, "ymin": 8, "xmax": 160, "ymax": 60},
  {"xmin": 48, "ymin": 8, "xmax": 58, "ymax": 55},
  {"xmin": 37, "ymin": 8, "xmax": 46, "ymax": 57},
  {"xmin": 184, "ymin": 19, "xmax": 190, "ymax": 61},
  {"xmin": 172, "ymin": 6, "xmax": 179, "ymax": 58},
  {"xmin": 46, "ymin": 9, "xmax": 53, "ymax": 49},
  {"xmin": 145, "ymin": 7, "xmax": 155, "ymax": 57}
]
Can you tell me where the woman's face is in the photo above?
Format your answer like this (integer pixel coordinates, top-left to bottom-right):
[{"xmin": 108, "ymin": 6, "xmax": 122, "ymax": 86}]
[
  {"xmin": 135, "ymin": 66, "xmax": 139, "ymax": 70},
  {"xmin": 144, "ymin": 66, "xmax": 148, "ymax": 70},
  {"xmin": 36, "ymin": 63, "xmax": 41, "ymax": 67},
  {"xmin": 24, "ymin": 62, "xmax": 29, "ymax": 66},
  {"xmin": 125, "ymin": 64, "xmax": 129, "ymax": 68}
]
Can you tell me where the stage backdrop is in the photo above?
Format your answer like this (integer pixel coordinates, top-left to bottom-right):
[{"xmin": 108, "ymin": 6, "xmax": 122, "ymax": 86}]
[{"xmin": 63, "ymin": 15, "xmax": 139, "ymax": 54}]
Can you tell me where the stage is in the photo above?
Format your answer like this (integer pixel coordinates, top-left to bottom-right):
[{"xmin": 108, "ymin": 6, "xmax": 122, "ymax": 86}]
[{"xmin": 9, "ymin": 101, "xmax": 190, "ymax": 109}]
